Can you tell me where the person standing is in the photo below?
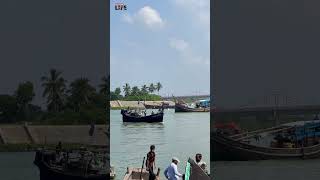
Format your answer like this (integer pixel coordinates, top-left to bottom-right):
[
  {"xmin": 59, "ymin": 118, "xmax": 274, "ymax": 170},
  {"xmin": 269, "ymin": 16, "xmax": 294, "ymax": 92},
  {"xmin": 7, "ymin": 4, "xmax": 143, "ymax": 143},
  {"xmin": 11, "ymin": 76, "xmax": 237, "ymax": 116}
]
[
  {"xmin": 195, "ymin": 153, "xmax": 208, "ymax": 174},
  {"xmin": 164, "ymin": 157, "xmax": 183, "ymax": 180},
  {"xmin": 146, "ymin": 145, "xmax": 156, "ymax": 180}
]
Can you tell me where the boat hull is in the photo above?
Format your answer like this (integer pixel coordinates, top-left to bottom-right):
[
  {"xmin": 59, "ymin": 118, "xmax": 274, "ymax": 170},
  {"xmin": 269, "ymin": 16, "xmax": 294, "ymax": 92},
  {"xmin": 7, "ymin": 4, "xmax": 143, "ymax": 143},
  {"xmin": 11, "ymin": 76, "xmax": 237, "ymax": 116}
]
[
  {"xmin": 212, "ymin": 133, "xmax": 320, "ymax": 161},
  {"xmin": 34, "ymin": 151, "xmax": 108, "ymax": 180},
  {"xmin": 121, "ymin": 110, "xmax": 164, "ymax": 123}
]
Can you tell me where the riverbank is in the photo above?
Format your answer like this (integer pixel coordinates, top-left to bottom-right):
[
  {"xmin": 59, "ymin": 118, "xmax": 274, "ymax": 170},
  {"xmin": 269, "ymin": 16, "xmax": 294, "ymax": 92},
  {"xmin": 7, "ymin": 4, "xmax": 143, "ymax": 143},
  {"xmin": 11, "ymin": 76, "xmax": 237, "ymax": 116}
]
[{"xmin": 110, "ymin": 100, "xmax": 175, "ymax": 109}]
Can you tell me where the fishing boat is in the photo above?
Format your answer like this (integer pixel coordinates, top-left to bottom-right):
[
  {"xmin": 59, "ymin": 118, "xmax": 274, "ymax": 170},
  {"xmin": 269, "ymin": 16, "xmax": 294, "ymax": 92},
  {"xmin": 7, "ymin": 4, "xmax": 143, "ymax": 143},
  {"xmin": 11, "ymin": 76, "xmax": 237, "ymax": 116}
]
[
  {"xmin": 34, "ymin": 148, "xmax": 109, "ymax": 180},
  {"xmin": 175, "ymin": 102, "xmax": 210, "ymax": 112},
  {"xmin": 123, "ymin": 167, "xmax": 160, "ymax": 180},
  {"xmin": 212, "ymin": 120, "xmax": 320, "ymax": 161},
  {"xmin": 121, "ymin": 109, "xmax": 164, "ymax": 123},
  {"xmin": 213, "ymin": 122, "xmax": 242, "ymax": 136}
]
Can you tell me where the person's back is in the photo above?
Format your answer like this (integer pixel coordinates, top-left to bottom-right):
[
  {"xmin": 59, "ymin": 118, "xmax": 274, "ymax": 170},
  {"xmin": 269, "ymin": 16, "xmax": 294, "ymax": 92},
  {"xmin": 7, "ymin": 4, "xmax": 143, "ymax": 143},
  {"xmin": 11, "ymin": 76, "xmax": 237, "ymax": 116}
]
[{"xmin": 164, "ymin": 158, "xmax": 182, "ymax": 180}]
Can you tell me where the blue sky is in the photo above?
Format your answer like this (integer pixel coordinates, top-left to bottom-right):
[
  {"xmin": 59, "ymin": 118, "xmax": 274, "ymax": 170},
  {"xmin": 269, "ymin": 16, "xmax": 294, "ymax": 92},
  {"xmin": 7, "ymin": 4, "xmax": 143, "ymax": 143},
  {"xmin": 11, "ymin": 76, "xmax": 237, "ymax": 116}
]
[{"xmin": 110, "ymin": 0, "xmax": 210, "ymax": 97}]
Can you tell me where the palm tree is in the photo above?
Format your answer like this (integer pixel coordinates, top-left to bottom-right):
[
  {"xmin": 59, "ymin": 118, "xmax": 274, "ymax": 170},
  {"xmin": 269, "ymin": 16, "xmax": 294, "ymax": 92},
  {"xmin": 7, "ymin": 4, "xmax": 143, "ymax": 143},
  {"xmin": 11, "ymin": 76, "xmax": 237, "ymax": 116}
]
[
  {"xmin": 99, "ymin": 76, "xmax": 109, "ymax": 95},
  {"xmin": 123, "ymin": 83, "xmax": 131, "ymax": 97},
  {"xmin": 68, "ymin": 78, "xmax": 96, "ymax": 112},
  {"xmin": 114, "ymin": 87, "xmax": 121, "ymax": 96},
  {"xmin": 141, "ymin": 85, "xmax": 148, "ymax": 95},
  {"xmin": 131, "ymin": 86, "xmax": 140, "ymax": 96},
  {"xmin": 15, "ymin": 81, "xmax": 35, "ymax": 119},
  {"xmin": 41, "ymin": 69, "xmax": 66, "ymax": 112},
  {"xmin": 149, "ymin": 83, "xmax": 155, "ymax": 93},
  {"xmin": 156, "ymin": 82, "xmax": 162, "ymax": 95}
]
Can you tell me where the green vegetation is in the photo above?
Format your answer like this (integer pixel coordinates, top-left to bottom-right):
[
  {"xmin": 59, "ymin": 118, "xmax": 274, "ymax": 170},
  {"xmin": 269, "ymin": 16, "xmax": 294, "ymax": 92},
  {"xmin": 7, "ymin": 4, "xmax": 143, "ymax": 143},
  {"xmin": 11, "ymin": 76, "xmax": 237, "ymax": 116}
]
[
  {"xmin": 0, "ymin": 69, "xmax": 108, "ymax": 125},
  {"xmin": 110, "ymin": 82, "xmax": 162, "ymax": 101}
]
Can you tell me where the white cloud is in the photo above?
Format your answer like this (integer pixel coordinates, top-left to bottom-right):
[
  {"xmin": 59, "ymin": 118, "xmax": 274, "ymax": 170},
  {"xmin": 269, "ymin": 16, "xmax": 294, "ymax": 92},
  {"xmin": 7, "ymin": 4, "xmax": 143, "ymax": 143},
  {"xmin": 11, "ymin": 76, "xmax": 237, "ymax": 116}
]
[
  {"xmin": 122, "ymin": 13, "xmax": 134, "ymax": 24},
  {"xmin": 173, "ymin": 0, "xmax": 210, "ymax": 39},
  {"xmin": 122, "ymin": 6, "xmax": 165, "ymax": 29},
  {"xmin": 169, "ymin": 38, "xmax": 209, "ymax": 67},
  {"xmin": 169, "ymin": 38, "xmax": 189, "ymax": 52}
]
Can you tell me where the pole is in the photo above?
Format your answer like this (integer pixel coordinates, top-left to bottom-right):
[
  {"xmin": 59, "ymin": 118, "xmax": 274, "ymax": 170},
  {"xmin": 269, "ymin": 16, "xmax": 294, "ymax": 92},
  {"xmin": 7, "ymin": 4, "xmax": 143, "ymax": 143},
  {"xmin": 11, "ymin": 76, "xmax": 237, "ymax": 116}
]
[{"xmin": 140, "ymin": 157, "xmax": 145, "ymax": 180}]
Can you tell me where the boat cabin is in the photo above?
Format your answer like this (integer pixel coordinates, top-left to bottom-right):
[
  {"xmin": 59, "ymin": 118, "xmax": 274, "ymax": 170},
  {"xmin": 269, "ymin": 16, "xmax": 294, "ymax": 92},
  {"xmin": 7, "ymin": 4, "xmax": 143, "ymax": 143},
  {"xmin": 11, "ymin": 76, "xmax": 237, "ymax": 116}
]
[{"xmin": 196, "ymin": 99, "xmax": 210, "ymax": 108}]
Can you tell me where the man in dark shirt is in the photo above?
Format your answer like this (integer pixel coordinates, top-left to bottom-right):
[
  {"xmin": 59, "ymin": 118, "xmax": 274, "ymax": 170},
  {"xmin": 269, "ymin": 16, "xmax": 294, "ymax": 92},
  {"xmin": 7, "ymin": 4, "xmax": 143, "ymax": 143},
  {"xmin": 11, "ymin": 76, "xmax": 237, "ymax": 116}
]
[{"xmin": 146, "ymin": 145, "xmax": 156, "ymax": 180}]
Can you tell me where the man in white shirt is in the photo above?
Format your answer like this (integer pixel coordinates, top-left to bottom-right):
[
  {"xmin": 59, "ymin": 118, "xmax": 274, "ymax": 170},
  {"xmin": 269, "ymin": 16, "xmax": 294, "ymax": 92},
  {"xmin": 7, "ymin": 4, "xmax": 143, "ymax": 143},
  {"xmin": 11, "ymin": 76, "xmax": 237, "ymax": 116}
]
[{"xmin": 164, "ymin": 157, "xmax": 183, "ymax": 180}]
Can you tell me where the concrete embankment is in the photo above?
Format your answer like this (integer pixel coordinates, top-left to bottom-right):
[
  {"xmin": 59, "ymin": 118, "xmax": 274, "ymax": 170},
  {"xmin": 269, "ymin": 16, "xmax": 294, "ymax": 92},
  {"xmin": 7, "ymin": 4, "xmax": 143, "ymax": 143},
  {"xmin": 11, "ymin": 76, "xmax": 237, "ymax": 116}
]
[
  {"xmin": 0, "ymin": 125, "xmax": 108, "ymax": 148},
  {"xmin": 110, "ymin": 100, "xmax": 175, "ymax": 109}
]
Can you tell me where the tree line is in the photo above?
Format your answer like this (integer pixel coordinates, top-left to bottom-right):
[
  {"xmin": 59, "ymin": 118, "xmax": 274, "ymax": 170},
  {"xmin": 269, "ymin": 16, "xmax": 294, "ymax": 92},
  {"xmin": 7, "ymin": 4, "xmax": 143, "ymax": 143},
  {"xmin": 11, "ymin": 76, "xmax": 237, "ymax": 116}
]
[
  {"xmin": 0, "ymin": 69, "xmax": 108, "ymax": 124},
  {"xmin": 110, "ymin": 82, "xmax": 162, "ymax": 101}
]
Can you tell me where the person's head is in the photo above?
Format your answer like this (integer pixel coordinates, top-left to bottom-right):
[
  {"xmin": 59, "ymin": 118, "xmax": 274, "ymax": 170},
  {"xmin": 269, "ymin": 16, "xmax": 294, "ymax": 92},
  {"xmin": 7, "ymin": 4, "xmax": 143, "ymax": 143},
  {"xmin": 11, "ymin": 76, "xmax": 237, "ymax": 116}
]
[
  {"xmin": 172, "ymin": 157, "xmax": 180, "ymax": 164},
  {"xmin": 195, "ymin": 153, "xmax": 202, "ymax": 162},
  {"xmin": 150, "ymin": 145, "xmax": 155, "ymax": 151}
]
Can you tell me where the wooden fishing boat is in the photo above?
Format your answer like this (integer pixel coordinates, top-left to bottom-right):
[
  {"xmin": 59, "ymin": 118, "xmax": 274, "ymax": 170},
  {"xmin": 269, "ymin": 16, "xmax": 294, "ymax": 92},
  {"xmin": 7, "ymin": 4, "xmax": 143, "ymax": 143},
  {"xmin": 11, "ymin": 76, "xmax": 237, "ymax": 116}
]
[
  {"xmin": 175, "ymin": 103, "xmax": 210, "ymax": 112},
  {"xmin": 123, "ymin": 167, "xmax": 160, "ymax": 180},
  {"xmin": 34, "ymin": 149, "xmax": 109, "ymax": 180},
  {"xmin": 212, "ymin": 121, "xmax": 320, "ymax": 161},
  {"xmin": 121, "ymin": 109, "xmax": 164, "ymax": 123}
]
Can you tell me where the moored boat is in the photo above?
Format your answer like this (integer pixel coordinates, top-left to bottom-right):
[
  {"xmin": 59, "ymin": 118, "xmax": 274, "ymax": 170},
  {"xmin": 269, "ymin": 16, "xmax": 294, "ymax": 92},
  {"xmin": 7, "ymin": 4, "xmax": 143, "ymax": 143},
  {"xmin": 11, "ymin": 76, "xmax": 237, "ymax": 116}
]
[
  {"xmin": 121, "ymin": 109, "xmax": 164, "ymax": 123},
  {"xmin": 34, "ymin": 148, "xmax": 109, "ymax": 180},
  {"xmin": 175, "ymin": 102, "xmax": 210, "ymax": 112},
  {"xmin": 212, "ymin": 120, "xmax": 320, "ymax": 161}
]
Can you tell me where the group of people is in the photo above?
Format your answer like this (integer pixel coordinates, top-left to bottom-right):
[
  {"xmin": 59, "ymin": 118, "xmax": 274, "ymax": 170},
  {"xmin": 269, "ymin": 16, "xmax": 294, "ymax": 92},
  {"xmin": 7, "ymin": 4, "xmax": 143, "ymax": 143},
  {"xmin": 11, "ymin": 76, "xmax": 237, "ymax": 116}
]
[{"xmin": 145, "ymin": 145, "xmax": 208, "ymax": 180}]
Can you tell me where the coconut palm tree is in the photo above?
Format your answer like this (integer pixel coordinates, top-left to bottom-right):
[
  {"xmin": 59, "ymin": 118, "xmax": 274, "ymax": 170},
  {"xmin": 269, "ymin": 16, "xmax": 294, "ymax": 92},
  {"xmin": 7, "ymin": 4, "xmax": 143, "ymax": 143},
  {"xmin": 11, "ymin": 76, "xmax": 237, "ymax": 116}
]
[
  {"xmin": 149, "ymin": 83, "xmax": 155, "ymax": 93},
  {"xmin": 156, "ymin": 82, "xmax": 162, "ymax": 95},
  {"xmin": 41, "ymin": 69, "xmax": 66, "ymax": 112},
  {"xmin": 68, "ymin": 78, "xmax": 96, "ymax": 112},
  {"xmin": 123, "ymin": 83, "xmax": 131, "ymax": 97},
  {"xmin": 99, "ymin": 76, "xmax": 109, "ymax": 95},
  {"xmin": 15, "ymin": 81, "xmax": 35, "ymax": 119},
  {"xmin": 141, "ymin": 85, "xmax": 148, "ymax": 95},
  {"xmin": 131, "ymin": 86, "xmax": 140, "ymax": 96}
]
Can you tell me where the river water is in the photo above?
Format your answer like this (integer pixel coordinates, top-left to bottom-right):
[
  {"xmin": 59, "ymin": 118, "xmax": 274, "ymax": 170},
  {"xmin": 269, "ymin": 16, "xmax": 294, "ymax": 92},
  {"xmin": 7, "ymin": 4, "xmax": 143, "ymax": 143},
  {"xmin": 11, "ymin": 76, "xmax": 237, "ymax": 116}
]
[
  {"xmin": 213, "ymin": 159, "xmax": 320, "ymax": 180},
  {"xmin": 0, "ymin": 152, "xmax": 39, "ymax": 180},
  {"xmin": 110, "ymin": 109, "xmax": 210, "ymax": 180}
]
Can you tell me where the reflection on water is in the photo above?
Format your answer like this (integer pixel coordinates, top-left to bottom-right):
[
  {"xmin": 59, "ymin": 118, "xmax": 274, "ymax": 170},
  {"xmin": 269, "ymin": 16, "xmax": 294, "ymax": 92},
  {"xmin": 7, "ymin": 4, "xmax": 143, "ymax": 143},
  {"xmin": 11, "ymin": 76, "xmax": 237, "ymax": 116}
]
[
  {"xmin": 122, "ymin": 122, "xmax": 165, "ymax": 128},
  {"xmin": 0, "ymin": 152, "xmax": 39, "ymax": 180},
  {"xmin": 111, "ymin": 109, "xmax": 210, "ymax": 180},
  {"xmin": 213, "ymin": 159, "xmax": 320, "ymax": 180}
]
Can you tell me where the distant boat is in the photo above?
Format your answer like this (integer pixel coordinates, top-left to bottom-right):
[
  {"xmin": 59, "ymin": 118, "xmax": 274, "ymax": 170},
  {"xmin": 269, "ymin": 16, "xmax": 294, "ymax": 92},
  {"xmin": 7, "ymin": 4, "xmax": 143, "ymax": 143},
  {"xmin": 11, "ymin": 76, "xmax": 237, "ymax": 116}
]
[
  {"xmin": 175, "ymin": 102, "xmax": 210, "ymax": 112},
  {"xmin": 121, "ymin": 109, "xmax": 164, "ymax": 123},
  {"xmin": 212, "ymin": 120, "xmax": 320, "ymax": 161},
  {"xmin": 123, "ymin": 167, "xmax": 160, "ymax": 180},
  {"xmin": 34, "ymin": 148, "xmax": 109, "ymax": 180}
]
